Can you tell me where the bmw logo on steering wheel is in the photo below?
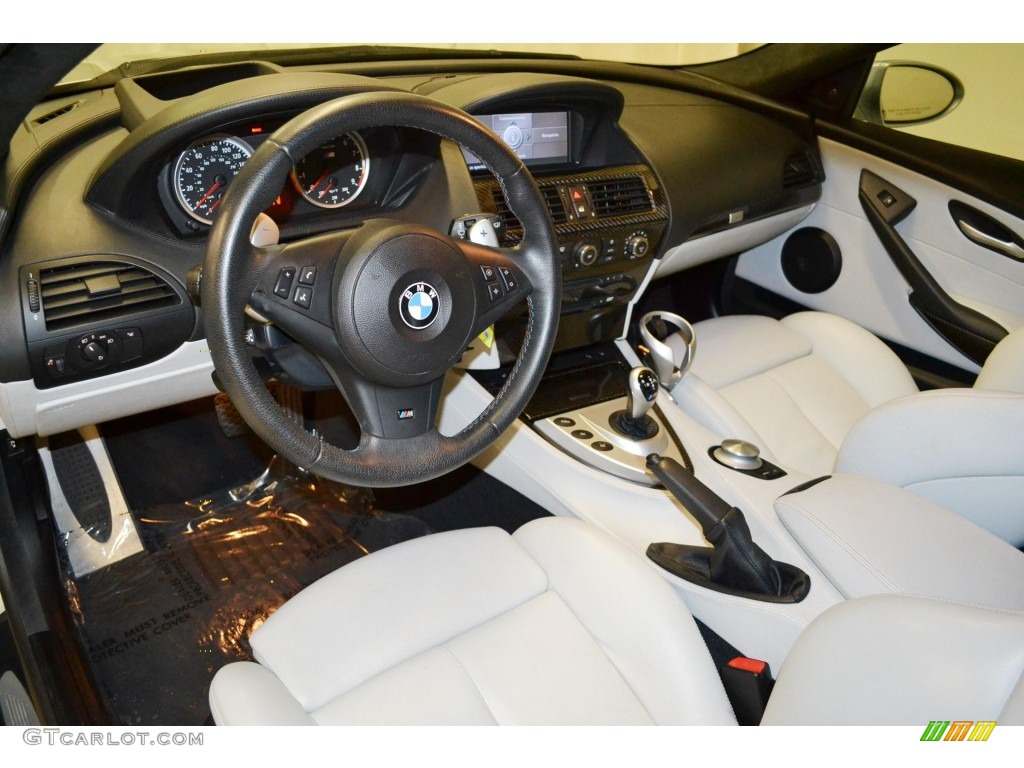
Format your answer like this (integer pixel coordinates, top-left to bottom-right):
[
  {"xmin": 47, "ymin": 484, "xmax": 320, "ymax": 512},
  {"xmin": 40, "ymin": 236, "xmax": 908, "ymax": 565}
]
[{"xmin": 399, "ymin": 282, "xmax": 440, "ymax": 329}]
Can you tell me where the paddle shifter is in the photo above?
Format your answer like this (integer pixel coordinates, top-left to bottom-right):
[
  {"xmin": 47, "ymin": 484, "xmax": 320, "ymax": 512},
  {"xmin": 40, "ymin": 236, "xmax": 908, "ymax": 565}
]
[{"xmin": 610, "ymin": 366, "xmax": 660, "ymax": 440}]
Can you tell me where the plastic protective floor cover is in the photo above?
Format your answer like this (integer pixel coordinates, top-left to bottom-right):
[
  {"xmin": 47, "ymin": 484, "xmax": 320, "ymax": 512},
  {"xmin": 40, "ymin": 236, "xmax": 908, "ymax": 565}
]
[{"xmin": 59, "ymin": 457, "xmax": 432, "ymax": 725}]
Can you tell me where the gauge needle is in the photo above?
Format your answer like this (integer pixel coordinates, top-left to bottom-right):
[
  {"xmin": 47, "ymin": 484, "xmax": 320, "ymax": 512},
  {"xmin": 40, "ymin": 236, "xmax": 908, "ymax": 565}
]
[
  {"xmin": 307, "ymin": 169, "xmax": 331, "ymax": 195},
  {"xmin": 194, "ymin": 181, "xmax": 222, "ymax": 210},
  {"xmin": 209, "ymin": 199, "xmax": 222, "ymax": 214},
  {"xmin": 319, "ymin": 182, "xmax": 335, "ymax": 199}
]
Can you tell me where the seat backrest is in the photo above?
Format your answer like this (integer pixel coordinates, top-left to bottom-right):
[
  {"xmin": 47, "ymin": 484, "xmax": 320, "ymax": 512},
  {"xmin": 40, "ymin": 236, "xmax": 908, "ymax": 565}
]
[
  {"xmin": 975, "ymin": 326, "xmax": 1024, "ymax": 393},
  {"xmin": 762, "ymin": 594, "xmax": 1024, "ymax": 725}
]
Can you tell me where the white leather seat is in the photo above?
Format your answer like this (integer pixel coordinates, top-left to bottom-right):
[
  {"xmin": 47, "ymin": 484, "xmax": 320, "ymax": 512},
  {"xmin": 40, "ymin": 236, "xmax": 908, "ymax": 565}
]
[
  {"xmin": 210, "ymin": 517, "xmax": 1024, "ymax": 725},
  {"xmin": 667, "ymin": 312, "xmax": 1024, "ymax": 543},
  {"xmin": 210, "ymin": 518, "xmax": 736, "ymax": 725},
  {"xmin": 668, "ymin": 312, "xmax": 920, "ymax": 477}
]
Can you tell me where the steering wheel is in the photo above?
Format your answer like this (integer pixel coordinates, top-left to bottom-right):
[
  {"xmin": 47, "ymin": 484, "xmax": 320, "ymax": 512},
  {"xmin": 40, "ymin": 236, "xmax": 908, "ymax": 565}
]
[{"xmin": 202, "ymin": 92, "xmax": 561, "ymax": 487}]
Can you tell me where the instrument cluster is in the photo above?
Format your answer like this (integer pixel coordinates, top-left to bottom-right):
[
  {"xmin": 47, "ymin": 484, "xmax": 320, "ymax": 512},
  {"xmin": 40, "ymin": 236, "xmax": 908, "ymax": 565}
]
[{"xmin": 158, "ymin": 118, "xmax": 393, "ymax": 236}]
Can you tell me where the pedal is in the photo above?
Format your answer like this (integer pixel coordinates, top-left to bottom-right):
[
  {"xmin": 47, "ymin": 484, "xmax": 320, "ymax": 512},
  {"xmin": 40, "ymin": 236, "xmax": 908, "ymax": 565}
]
[
  {"xmin": 214, "ymin": 392, "xmax": 250, "ymax": 438},
  {"xmin": 0, "ymin": 671, "xmax": 41, "ymax": 726},
  {"xmin": 37, "ymin": 426, "xmax": 144, "ymax": 577}
]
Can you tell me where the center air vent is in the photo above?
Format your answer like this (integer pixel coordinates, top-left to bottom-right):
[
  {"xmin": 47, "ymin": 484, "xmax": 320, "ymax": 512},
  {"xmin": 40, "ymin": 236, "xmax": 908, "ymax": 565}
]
[
  {"xmin": 492, "ymin": 184, "xmax": 568, "ymax": 231},
  {"xmin": 39, "ymin": 260, "xmax": 180, "ymax": 332},
  {"xmin": 588, "ymin": 176, "xmax": 652, "ymax": 216}
]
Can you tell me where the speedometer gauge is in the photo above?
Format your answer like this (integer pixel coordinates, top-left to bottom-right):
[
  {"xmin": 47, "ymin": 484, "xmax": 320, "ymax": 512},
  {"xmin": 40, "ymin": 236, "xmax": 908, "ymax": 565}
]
[
  {"xmin": 291, "ymin": 132, "xmax": 369, "ymax": 209},
  {"xmin": 173, "ymin": 135, "xmax": 253, "ymax": 224}
]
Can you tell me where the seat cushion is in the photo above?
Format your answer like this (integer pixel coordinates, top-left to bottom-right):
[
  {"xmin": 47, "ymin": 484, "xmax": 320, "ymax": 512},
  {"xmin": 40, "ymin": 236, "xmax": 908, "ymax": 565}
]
[
  {"xmin": 209, "ymin": 517, "xmax": 736, "ymax": 725},
  {"xmin": 670, "ymin": 312, "xmax": 917, "ymax": 476}
]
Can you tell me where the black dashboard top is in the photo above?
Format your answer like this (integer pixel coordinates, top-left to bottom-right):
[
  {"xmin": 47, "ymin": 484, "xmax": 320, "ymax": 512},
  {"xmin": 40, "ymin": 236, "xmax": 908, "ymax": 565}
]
[{"xmin": 0, "ymin": 59, "xmax": 822, "ymax": 388}]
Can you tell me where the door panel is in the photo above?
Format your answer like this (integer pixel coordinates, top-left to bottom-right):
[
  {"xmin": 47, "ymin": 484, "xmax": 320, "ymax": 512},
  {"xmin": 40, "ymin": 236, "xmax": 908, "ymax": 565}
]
[{"xmin": 733, "ymin": 137, "xmax": 1024, "ymax": 373}]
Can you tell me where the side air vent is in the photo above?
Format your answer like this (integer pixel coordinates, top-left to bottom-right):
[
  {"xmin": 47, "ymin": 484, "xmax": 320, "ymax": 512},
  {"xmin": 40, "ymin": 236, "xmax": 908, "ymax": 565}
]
[
  {"xmin": 783, "ymin": 150, "xmax": 820, "ymax": 189},
  {"xmin": 39, "ymin": 260, "xmax": 180, "ymax": 331},
  {"xmin": 588, "ymin": 176, "xmax": 652, "ymax": 216},
  {"xmin": 492, "ymin": 184, "xmax": 568, "ymax": 230},
  {"xmin": 32, "ymin": 100, "xmax": 85, "ymax": 126}
]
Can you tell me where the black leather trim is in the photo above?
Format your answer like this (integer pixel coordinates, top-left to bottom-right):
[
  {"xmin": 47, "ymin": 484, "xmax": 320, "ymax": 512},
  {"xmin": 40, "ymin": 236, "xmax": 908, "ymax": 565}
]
[{"xmin": 858, "ymin": 169, "xmax": 1007, "ymax": 366}]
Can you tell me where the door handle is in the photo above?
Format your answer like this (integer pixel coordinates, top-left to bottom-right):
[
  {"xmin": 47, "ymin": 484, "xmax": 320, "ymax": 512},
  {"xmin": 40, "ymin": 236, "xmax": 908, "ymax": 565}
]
[{"xmin": 956, "ymin": 218, "xmax": 1024, "ymax": 261}]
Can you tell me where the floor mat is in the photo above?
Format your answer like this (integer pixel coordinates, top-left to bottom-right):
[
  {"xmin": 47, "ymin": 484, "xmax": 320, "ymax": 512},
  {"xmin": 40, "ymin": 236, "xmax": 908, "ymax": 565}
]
[{"xmin": 63, "ymin": 459, "xmax": 432, "ymax": 726}]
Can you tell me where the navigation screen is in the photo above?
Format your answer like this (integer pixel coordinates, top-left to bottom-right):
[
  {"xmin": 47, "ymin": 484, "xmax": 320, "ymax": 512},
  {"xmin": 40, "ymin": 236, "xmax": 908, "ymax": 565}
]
[{"xmin": 463, "ymin": 111, "xmax": 571, "ymax": 170}]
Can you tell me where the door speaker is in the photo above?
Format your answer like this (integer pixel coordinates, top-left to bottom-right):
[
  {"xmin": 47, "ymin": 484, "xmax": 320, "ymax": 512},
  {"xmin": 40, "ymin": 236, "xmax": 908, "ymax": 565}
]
[{"xmin": 781, "ymin": 227, "xmax": 842, "ymax": 294}]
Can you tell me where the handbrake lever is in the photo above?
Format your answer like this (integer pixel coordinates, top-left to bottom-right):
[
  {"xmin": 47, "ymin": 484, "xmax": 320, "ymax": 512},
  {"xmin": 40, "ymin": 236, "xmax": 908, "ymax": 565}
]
[{"xmin": 646, "ymin": 454, "xmax": 809, "ymax": 602}]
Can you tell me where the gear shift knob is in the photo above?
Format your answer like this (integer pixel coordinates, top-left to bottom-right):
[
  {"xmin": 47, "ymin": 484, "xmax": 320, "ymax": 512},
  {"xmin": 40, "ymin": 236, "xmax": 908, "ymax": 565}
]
[
  {"xmin": 639, "ymin": 311, "xmax": 696, "ymax": 389},
  {"xmin": 627, "ymin": 367, "xmax": 660, "ymax": 421}
]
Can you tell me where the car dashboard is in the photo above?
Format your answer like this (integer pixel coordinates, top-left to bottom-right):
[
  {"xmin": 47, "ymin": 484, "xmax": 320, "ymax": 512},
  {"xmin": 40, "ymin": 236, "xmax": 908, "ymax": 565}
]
[{"xmin": 0, "ymin": 57, "xmax": 823, "ymax": 438}]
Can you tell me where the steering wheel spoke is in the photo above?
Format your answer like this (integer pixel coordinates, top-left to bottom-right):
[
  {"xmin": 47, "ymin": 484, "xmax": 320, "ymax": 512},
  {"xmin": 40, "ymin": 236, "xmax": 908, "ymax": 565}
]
[
  {"xmin": 326, "ymin": 358, "xmax": 445, "ymax": 440},
  {"xmin": 248, "ymin": 229, "xmax": 354, "ymax": 338},
  {"xmin": 456, "ymin": 239, "xmax": 534, "ymax": 335}
]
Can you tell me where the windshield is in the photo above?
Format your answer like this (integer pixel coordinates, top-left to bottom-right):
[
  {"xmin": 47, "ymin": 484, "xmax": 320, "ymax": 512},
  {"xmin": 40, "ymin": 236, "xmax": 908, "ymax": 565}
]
[{"xmin": 59, "ymin": 43, "xmax": 765, "ymax": 86}]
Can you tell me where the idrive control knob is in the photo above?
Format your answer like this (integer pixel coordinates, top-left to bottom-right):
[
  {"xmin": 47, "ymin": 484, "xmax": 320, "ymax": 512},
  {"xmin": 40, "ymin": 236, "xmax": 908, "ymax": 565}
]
[{"xmin": 713, "ymin": 439, "xmax": 764, "ymax": 470}]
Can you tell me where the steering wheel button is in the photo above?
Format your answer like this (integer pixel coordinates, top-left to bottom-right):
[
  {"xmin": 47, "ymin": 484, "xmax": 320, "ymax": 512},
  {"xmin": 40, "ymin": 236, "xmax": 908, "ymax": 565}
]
[
  {"xmin": 498, "ymin": 266, "xmax": 518, "ymax": 291},
  {"xmin": 592, "ymin": 441, "xmax": 614, "ymax": 452},
  {"xmin": 274, "ymin": 267, "xmax": 296, "ymax": 298},
  {"xmin": 480, "ymin": 264, "xmax": 497, "ymax": 281},
  {"xmin": 293, "ymin": 286, "xmax": 313, "ymax": 309},
  {"xmin": 298, "ymin": 266, "xmax": 318, "ymax": 286},
  {"xmin": 487, "ymin": 281, "xmax": 504, "ymax": 302},
  {"xmin": 554, "ymin": 417, "xmax": 576, "ymax": 427},
  {"xmin": 571, "ymin": 429, "xmax": 594, "ymax": 440}
]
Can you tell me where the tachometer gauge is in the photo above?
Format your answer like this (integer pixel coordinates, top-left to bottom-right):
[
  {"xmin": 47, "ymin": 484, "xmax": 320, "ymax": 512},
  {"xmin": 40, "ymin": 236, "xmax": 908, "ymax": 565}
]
[
  {"xmin": 291, "ymin": 132, "xmax": 369, "ymax": 209},
  {"xmin": 173, "ymin": 135, "xmax": 253, "ymax": 224}
]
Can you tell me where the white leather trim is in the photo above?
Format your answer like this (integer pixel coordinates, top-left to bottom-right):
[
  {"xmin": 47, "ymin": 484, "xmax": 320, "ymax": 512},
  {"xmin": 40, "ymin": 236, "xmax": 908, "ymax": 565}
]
[
  {"xmin": 513, "ymin": 518, "xmax": 736, "ymax": 725},
  {"xmin": 775, "ymin": 474, "xmax": 1024, "ymax": 610},
  {"xmin": 734, "ymin": 138, "xmax": 1024, "ymax": 372},
  {"xmin": 670, "ymin": 312, "xmax": 914, "ymax": 478},
  {"xmin": 762, "ymin": 595, "xmax": 1024, "ymax": 725},
  {"xmin": 249, "ymin": 526, "xmax": 547, "ymax": 711},
  {"xmin": 780, "ymin": 312, "xmax": 917, "ymax": 408},
  {"xmin": 976, "ymin": 326, "xmax": 1024, "ymax": 393},
  {"xmin": 836, "ymin": 389, "xmax": 1024, "ymax": 544},
  {"xmin": 656, "ymin": 204, "xmax": 815, "ymax": 278},
  {"xmin": 688, "ymin": 315, "xmax": 811, "ymax": 389},
  {"xmin": 0, "ymin": 341, "xmax": 219, "ymax": 438},
  {"xmin": 209, "ymin": 663, "xmax": 315, "ymax": 726}
]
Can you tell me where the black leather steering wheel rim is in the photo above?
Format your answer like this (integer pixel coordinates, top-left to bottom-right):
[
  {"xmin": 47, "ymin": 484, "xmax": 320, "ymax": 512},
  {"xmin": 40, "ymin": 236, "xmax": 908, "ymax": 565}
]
[{"xmin": 202, "ymin": 91, "xmax": 560, "ymax": 487}]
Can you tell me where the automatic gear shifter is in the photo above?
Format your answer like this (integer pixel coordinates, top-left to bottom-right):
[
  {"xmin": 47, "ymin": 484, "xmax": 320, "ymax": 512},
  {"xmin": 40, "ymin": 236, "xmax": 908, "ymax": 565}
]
[{"xmin": 610, "ymin": 367, "xmax": 660, "ymax": 440}]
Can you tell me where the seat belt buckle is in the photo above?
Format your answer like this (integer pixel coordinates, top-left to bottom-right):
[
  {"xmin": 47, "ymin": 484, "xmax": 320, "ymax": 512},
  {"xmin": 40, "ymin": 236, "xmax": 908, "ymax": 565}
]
[{"xmin": 722, "ymin": 656, "xmax": 774, "ymax": 725}]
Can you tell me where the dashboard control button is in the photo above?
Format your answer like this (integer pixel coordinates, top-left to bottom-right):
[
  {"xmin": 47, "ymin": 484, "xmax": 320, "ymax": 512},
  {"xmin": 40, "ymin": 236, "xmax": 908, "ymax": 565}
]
[
  {"xmin": 592, "ymin": 441, "xmax": 613, "ymax": 452},
  {"xmin": 82, "ymin": 341, "xmax": 107, "ymax": 363},
  {"xmin": 45, "ymin": 355, "xmax": 66, "ymax": 377},
  {"xmin": 293, "ymin": 286, "xmax": 313, "ymax": 309},
  {"xmin": 626, "ymin": 233, "xmax": 650, "ymax": 259},
  {"xmin": 486, "ymin": 282, "xmax": 504, "ymax": 302},
  {"xmin": 498, "ymin": 266, "xmax": 518, "ymax": 291},
  {"xmin": 571, "ymin": 429, "xmax": 594, "ymax": 440},
  {"xmin": 554, "ymin": 417, "xmax": 576, "ymax": 427},
  {"xmin": 274, "ymin": 267, "xmax": 296, "ymax": 298},
  {"xmin": 117, "ymin": 328, "xmax": 144, "ymax": 360},
  {"xmin": 298, "ymin": 266, "xmax": 318, "ymax": 286},
  {"xmin": 27, "ymin": 279, "xmax": 40, "ymax": 312},
  {"xmin": 575, "ymin": 242, "xmax": 598, "ymax": 267},
  {"xmin": 480, "ymin": 264, "xmax": 497, "ymax": 281}
]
